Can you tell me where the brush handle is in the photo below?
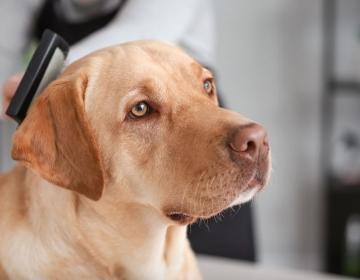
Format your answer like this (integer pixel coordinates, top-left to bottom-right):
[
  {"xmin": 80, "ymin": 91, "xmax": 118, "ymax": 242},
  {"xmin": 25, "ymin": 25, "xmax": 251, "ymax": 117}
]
[{"xmin": 6, "ymin": 29, "xmax": 69, "ymax": 124}]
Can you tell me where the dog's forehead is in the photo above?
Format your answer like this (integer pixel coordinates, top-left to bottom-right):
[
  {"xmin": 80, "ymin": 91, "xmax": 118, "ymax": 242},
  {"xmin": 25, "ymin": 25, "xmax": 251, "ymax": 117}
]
[
  {"xmin": 64, "ymin": 41, "xmax": 205, "ymax": 92},
  {"xmin": 71, "ymin": 41, "xmax": 210, "ymax": 112},
  {"xmin": 125, "ymin": 41, "xmax": 195, "ymax": 63},
  {"xmin": 104, "ymin": 41, "xmax": 205, "ymax": 79},
  {"xmin": 67, "ymin": 41, "xmax": 204, "ymax": 78}
]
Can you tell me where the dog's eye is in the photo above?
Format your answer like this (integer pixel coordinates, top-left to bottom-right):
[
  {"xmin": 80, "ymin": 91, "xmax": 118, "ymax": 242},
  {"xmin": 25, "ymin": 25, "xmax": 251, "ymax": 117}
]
[
  {"xmin": 130, "ymin": 101, "xmax": 150, "ymax": 118},
  {"xmin": 203, "ymin": 79, "xmax": 213, "ymax": 95}
]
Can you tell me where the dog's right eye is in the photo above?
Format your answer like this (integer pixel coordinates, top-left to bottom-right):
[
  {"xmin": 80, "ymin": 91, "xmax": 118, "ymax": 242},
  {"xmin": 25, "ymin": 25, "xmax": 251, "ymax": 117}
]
[
  {"xmin": 129, "ymin": 101, "xmax": 151, "ymax": 119},
  {"xmin": 203, "ymin": 79, "xmax": 214, "ymax": 95}
]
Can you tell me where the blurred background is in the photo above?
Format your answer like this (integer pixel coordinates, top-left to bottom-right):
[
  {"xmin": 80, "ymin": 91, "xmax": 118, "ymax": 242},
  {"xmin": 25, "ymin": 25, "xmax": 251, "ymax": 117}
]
[
  {"xmin": 0, "ymin": 0, "xmax": 360, "ymax": 279},
  {"xmin": 214, "ymin": 0, "xmax": 360, "ymax": 277}
]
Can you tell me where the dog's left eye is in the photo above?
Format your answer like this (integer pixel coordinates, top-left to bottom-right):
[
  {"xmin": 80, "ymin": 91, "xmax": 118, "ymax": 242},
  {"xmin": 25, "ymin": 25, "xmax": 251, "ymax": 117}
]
[
  {"xmin": 129, "ymin": 101, "xmax": 151, "ymax": 118},
  {"xmin": 203, "ymin": 79, "xmax": 213, "ymax": 95}
]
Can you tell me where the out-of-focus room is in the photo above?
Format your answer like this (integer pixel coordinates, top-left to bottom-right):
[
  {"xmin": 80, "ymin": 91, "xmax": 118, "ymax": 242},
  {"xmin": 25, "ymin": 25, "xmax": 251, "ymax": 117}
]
[{"xmin": 0, "ymin": 0, "xmax": 360, "ymax": 279}]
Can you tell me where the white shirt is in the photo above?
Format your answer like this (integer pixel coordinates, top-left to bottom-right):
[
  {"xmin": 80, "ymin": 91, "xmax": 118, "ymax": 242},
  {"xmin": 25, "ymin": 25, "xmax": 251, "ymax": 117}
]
[{"xmin": 0, "ymin": 0, "xmax": 215, "ymax": 87}]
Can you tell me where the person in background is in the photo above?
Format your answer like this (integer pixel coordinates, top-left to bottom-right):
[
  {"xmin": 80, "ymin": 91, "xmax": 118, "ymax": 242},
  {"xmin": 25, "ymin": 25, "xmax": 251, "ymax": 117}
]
[
  {"xmin": 0, "ymin": 0, "xmax": 256, "ymax": 262},
  {"xmin": 0, "ymin": 0, "xmax": 214, "ymax": 115}
]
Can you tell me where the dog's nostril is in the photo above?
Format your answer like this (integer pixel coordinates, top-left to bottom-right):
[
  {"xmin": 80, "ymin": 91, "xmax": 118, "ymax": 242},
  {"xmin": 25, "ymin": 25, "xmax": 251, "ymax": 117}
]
[
  {"xmin": 229, "ymin": 123, "xmax": 268, "ymax": 160},
  {"xmin": 246, "ymin": 140, "xmax": 257, "ymax": 156}
]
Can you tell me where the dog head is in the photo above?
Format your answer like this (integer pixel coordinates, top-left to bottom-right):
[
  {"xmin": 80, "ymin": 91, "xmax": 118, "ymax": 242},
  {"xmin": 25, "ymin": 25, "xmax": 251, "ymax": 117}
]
[{"xmin": 12, "ymin": 41, "xmax": 271, "ymax": 224}]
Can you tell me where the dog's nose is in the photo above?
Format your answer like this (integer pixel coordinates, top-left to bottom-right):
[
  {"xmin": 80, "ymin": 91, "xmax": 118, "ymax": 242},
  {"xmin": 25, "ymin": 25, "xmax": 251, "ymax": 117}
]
[{"xmin": 229, "ymin": 123, "xmax": 268, "ymax": 160}]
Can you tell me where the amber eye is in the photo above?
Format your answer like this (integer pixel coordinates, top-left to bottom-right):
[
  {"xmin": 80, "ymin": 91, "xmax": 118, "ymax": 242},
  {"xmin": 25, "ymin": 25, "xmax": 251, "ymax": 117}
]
[
  {"xmin": 203, "ymin": 79, "xmax": 213, "ymax": 94},
  {"xmin": 130, "ymin": 101, "xmax": 150, "ymax": 118}
]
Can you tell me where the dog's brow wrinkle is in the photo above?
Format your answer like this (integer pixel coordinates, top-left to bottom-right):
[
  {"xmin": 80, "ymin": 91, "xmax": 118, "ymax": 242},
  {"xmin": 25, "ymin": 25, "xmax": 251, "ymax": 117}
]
[
  {"xmin": 135, "ymin": 80, "xmax": 155, "ymax": 93},
  {"xmin": 203, "ymin": 68, "xmax": 214, "ymax": 78},
  {"xmin": 190, "ymin": 62, "xmax": 203, "ymax": 79}
]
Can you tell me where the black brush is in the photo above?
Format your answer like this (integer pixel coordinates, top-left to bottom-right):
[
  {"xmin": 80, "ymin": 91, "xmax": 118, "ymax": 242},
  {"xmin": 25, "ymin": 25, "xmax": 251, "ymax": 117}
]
[{"xmin": 6, "ymin": 29, "xmax": 69, "ymax": 123}]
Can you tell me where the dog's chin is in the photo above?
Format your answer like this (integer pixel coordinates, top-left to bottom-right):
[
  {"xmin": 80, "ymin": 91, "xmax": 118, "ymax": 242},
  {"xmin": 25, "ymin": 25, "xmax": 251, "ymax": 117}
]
[{"xmin": 229, "ymin": 186, "xmax": 259, "ymax": 207}]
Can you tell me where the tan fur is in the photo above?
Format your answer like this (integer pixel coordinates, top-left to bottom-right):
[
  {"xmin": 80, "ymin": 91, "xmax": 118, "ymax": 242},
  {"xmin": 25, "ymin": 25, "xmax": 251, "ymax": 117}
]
[{"xmin": 0, "ymin": 41, "xmax": 270, "ymax": 279}]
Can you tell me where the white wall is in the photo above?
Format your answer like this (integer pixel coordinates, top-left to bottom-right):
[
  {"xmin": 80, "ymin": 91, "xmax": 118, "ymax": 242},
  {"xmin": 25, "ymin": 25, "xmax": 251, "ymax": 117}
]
[{"xmin": 213, "ymin": 0, "xmax": 324, "ymax": 271}]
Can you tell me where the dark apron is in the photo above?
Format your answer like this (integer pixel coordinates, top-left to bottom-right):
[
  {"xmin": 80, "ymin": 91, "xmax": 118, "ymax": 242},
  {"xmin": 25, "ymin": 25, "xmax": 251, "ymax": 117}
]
[{"xmin": 33, "ymin": 0, "xmax": 127, "ymax": 45}]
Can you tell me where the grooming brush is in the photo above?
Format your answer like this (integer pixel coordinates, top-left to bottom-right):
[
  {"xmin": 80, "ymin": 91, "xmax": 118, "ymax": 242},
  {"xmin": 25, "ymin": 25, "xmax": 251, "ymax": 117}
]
[{"xmin": 6, "ymin": 29, "xmax": 69, "ymax": 123}]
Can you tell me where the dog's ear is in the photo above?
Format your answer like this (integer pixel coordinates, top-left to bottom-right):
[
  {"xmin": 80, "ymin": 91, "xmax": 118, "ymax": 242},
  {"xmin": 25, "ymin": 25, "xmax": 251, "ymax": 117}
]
[{"xmin": 11, "ymin": 73, "xmax": 104, "ymax": 200}]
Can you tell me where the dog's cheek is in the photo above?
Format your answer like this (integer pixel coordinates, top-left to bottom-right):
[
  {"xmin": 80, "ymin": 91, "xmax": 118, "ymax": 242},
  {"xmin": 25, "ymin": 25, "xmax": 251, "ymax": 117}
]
[{"xmin": 105, "ymin": 138, "xmax": 164, "ymax": 203}]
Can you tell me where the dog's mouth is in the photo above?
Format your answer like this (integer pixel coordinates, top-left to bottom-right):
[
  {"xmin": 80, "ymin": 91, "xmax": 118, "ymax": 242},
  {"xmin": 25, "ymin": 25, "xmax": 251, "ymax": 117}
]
[
  {"xmin": 165, "ymin": 179, "xmax": 263, "ymax": 225},
  {"xmin": 165, "ymin": 169, "xmax": 270, "ymax": 225},
  {"xmin": 166, "ymin": 212, "xmax": 197, "ymax": 225},
  {"xmin": 247, "ymin": 165, "xmax": 269, "ymax": 190},
  {"xmin": 164, "ymin": 151, "xmax": 271, "ymax": 225}
]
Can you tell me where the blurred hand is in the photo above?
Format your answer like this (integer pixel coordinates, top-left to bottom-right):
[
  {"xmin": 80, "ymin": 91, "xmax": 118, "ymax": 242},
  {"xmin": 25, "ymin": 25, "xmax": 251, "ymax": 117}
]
[{"xmin": 1, "ymin": 74, "xmax": 22, "ymax": 119}]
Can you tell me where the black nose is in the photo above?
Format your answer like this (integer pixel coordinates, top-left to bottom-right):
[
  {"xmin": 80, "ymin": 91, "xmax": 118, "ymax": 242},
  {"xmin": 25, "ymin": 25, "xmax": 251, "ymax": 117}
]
[{"xmin": 229, "ymin": 123, "xmax": 268, "ymax": 161}]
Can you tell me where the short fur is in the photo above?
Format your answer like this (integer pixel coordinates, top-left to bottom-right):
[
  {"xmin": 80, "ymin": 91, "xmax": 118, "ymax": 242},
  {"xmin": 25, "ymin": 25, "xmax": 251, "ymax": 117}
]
[{"xmin": 0, "ymin": 41, "xmax": 270, "ymax": 279}]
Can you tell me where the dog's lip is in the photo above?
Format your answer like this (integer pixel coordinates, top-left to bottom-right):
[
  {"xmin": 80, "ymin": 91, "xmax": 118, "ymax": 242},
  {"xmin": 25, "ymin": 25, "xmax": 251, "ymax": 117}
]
[
  {"xmin": 166, "ymin": 212, "xmax": 197, "ymax": 225},
  {"xmin": 245, "ymin": 154, "xmax": 270, "ymax": 190},
  {"xmin": 164, "ymin": 156, "xmax": 270, "ymax": 224},
  {"xmin": 165, "ymin": 172, "xmax": 266, "ymax": 224},
  {"xmin": 247, "ymin": 174, "xmax": 261, "ymax": 188}
]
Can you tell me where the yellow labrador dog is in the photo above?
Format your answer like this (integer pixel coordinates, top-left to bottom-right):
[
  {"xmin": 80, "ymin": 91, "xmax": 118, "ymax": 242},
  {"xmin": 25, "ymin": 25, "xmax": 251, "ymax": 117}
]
[{"xmin": 0, "ymin": 41, "xmax": 270, "ymax": 279}]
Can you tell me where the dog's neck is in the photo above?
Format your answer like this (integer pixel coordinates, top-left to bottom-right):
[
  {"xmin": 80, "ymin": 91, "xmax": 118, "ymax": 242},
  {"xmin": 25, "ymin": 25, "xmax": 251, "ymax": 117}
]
[
  {"xmin": 17, "ymin": 166, "xmax": 192, "ymax": 279},
  {"xmin": 76, "ymin": 190, "xmax": 189, "ymax": 278}
]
